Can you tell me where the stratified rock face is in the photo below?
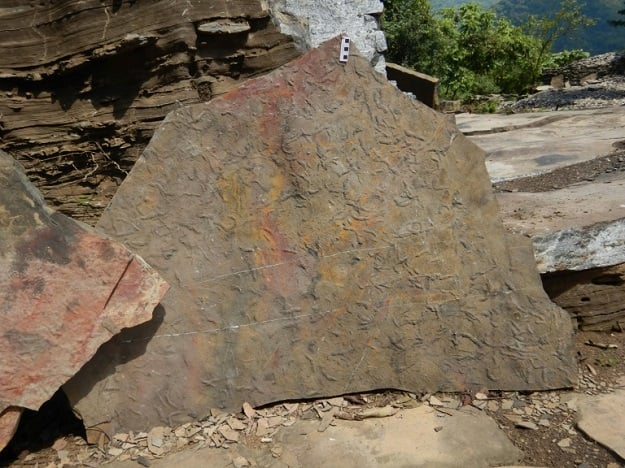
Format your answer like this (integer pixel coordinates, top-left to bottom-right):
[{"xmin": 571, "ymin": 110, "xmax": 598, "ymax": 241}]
[
  {"xmin": 71, "ymin": 37, "xmax": 576, "ymax": 433},
  {"xmin": 0, "ymin": 151, "xmax": 169, "ymax": 450},
  {"xmin": 0, "ymin": 0, "xmax": 299, "ymax": 224},
  {"xmin": 543, "ymin": 264, "xmax": 625, "ymax": 331}
]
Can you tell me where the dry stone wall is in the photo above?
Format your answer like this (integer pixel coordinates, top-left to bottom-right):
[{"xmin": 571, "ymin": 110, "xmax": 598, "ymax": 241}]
[{"xmin": 542, "ymin": 52, "xmax": 625, "ymax": 86}]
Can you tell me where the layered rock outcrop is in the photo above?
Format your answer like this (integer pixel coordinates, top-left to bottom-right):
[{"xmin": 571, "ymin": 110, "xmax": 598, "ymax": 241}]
[
  {"xmin": 542, "ymin": 52, "xmax": 625, "ymax": 87},
  {"xmin": 0, "ymin": 1, "xmax": 300, "ymax": 224},
  {"xmin": 63, "ymin": 38, "xmax": 577, "ymax": 435}
]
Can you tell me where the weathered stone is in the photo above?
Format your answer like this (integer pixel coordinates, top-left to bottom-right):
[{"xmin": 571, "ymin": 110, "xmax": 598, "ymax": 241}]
[
  {"xmin": 577, "ymin": 389, "xmax": 625, "ymax": 459},
  {"xmin": 542, "ymin": 52, "xmax": 625, "ymax": 86},
  {"xmin": 106, "ymin": 406, "xmax": 524, "ymax": 468},
  {"xmin": 0, "ymin": 408, "xmax": 21, "ymax": 454},
  {"xmin": 269, "ymin": 0, "xmax": 387, "ymax": 73},
  {"xmin": 0, "ymin": 0, "xmax": 300, "ymax": 225},
  {"xmin": 70, "ymin": 38, "xmax": 576, "ymax": 434},
  {"xmin": 532, "ymin": 219, "xmax": 625, "ymax": 273},
  {"xmin": 197, "ymin": 19, "xmax": 251, "ymax": 35},
  {"xmin": 0, "ymin": 151, "xmax": 168, "ymax": 450}
]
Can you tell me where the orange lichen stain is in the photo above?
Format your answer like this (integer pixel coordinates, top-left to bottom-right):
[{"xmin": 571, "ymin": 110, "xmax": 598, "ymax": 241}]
[
  {"xmin": 252, "ymin": 213, "xmax": 299, "ymax": 298},
  {"xmin": 216, "ymin": 172, "xmax": 250, "ymax": 217},
  {"xmin": 317, "ymin": 260, "xmax": 348, "ymax": 288},
  {"xmin": 267, "ymin": 172, "xmax": 285, "ymax": 205}
]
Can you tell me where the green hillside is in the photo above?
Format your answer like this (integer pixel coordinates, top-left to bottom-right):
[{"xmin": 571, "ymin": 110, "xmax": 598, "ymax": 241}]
[
  {"xmin": 427, "ymin": 0, "xmax": 625, "ymax": 54},
  {"xmin": 493, "ymin": 0, "xmax": 625, "ymax": 54},
  {"xmin": 430, "ymin": 0, "xmax": 497, "ymax": 7}
]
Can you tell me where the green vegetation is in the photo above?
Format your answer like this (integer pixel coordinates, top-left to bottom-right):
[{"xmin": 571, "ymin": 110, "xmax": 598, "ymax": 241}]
[
  {"xmin": 495, "ymin": 0, "xmax": 625, "ymax": 54},
  {"xmin": 419, "ymin": 1, "xmax": 625, "ymax": 54},
  {"xmin": 383, "ymin": 0, "xmax": 597, "ymax": 101},
  {"xmin": 595, "ymin": 352, "xmax": 619, "ymax": 367},
  {"xmin": 543, "ymin": 49, "xmax": 590, "ymax": 68},
  {"xmin": 430, "ymin": 0, "xmax": 497, "ymax": 8},
  {"xmin": 518, "ymin": 0, "xmax": 595, "ymax": 88}
]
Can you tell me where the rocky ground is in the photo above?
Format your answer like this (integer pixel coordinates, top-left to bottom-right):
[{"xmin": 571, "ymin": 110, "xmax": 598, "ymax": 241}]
[
  {"xmin": 3, "ymin": 74, "xmax": 625, "ymax": 468},
  {"xmin": 1, "ymin": 329, "xmax": 624, "ymax": 467},
  {"xmin": 509, "ymin": 76, "xmax": 625, "ymax": 112},
  {"xmin": 494, "ymin": 152, "xmax": 625, "ymax": 194}
]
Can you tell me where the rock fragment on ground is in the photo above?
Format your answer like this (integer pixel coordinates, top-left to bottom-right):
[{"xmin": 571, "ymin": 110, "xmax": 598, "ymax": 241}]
[
  {"xmin": 72, "ymin": 37, "xmax": 576, "ymax": 434},
  {"xmin": 105, "ymin": 404, "xmax": 523, "ymax": 468},
  {"xmin": 577, "ymin": 389, "xmax": 625, "ymax": 460},
  {"xmin": 0, "ymin": 151, "xmax": 169, "ymax": 450}
]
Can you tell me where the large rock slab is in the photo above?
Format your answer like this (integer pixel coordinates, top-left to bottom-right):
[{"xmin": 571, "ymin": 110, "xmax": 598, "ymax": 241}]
[
  {"xmin": 0, "ymin": 151, "xmax": 169, "ymax": 450},
  {"xmin": 69, "ymin": 37, "xmax": 576, "ymax": 433}
]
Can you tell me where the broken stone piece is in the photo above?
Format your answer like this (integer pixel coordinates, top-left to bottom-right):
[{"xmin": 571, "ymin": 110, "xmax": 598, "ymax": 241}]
[
  {"xmin": 197, "ymin": 19, "xmax": 251, "ymax": 34},
  {"xmin": 577, "ymin": 389, "xmax": 625, "ymax": 459},
  {"xmin": 533, "ymin": 218, "xmax": 625, "ymax": 273},
  {"xmin": 71, "ymin": 37, "xmax": 576, "ymax": 434},
  {"xmin": 0, "ymin": 151, "xmax": 168, "ymax": 451},
  {"xmin": 0, "ymin": 408, "xmax": 22, "ymax": 453}
]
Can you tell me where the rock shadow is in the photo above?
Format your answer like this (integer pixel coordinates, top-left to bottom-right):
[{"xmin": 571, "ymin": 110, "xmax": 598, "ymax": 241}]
[{"xmin": 62, "ymin": 304, "xmax": 165, "ymax": 412}]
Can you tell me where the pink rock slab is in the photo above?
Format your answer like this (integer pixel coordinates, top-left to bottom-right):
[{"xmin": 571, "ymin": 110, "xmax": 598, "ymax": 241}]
[{"xmin": 0, "ymin": 152, "xmax": 169, "ymax": 451}]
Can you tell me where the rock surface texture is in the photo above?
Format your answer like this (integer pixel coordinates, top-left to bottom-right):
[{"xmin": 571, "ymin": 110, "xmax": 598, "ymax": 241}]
[
  {"xmin": 0, "ymin": 0, "xmax": 300, "ymax": 224},
  {"xmin": 460, "ymin": 103, "xmax": 625, "ymax": 330},
  {"xmin": 0, "ymin": 151, "xmax": 169, "ymax": 451},
  {"xmin": 69, "ymin": 38, "xmax": 577, "ymax": 434},
  {"xmin": 269, "ymin": 0, "xmax": 387, "ymax": 73},
  {"xmin": 577, "ymin": 389, "xmax": 625, "ymax": 459}
]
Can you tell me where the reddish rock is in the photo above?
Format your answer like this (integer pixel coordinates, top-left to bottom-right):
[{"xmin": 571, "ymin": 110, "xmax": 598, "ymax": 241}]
[
  {"xmin": 73, "ymin": 37, "xmax": 576, "ymax": 434},
  {"xmin": 0, "ymin": 152, "xmax": 168, "ymax": 450},
  {"xmin": 0, "ymin": 408, "xmax": 22, "ymax": 453}
]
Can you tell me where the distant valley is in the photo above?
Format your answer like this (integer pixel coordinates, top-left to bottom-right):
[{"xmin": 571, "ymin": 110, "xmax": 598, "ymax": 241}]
[{"xmin": 428, "ymin": 0, "xmax": 625, "ymax": 54}]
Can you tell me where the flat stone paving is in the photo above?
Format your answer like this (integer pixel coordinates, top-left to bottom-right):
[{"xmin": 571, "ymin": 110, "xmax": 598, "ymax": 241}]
[
  {"xmin": 461, "ymin": 106, "xmax": 625, "ymax": 272},
  {"xmin": 577, "ymin": 384, "xmax": 625, "ymax": 460},
  {"xmin": 457, "ymin": 107, "xmax": 625, "ymax": 182}
]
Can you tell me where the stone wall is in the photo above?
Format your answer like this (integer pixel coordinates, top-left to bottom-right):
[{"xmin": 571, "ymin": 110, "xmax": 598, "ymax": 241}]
[{"xmin": 542, "ymin": 53, "xmax": 625, "ymax": 86}]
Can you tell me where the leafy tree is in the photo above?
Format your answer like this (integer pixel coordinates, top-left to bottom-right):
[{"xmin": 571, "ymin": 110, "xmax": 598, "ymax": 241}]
[
  {"xmin": 383, "ymin": 0, "xmax": 451, "ymax": 72},
  {"xmin": 382, "ymin": 0, "xmax": 596, "ymax": 100},
  {"xmin": 383, "ymin": 1, "xmax": 540, "ymax": 99},
  {"xmin": 543, "ymin": 49, "xmax": 590, "ymax": 68},
  {"xmin": 438, "ymin": 4, "xmax": 540, "ymax": 96},
  {"xmin": 520, "ymin": 0, "xmax": 596, "ymax": 83}
]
